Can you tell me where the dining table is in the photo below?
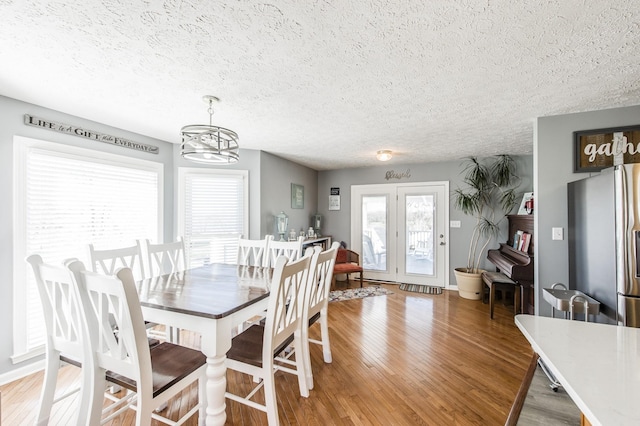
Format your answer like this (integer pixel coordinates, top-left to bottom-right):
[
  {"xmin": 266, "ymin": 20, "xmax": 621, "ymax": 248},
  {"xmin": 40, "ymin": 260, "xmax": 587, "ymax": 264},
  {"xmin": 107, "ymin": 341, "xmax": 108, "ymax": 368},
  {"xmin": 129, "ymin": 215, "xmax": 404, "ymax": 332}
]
[{"xmin": 136, "ymin": 263, "xmax": 273, "ymax": 426}]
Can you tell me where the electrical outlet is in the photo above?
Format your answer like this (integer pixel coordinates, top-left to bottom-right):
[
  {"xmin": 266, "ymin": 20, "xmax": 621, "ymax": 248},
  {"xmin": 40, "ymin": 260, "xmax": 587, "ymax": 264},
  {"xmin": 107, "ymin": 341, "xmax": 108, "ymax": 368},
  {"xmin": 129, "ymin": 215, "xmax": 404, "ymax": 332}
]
[
  {"xmin": 552, "ymin": 227, "xmax": 564, "ymax": 240},
  {"xmin": 450, "ymin": 220, "xmax": 461, "ymax": 228}
]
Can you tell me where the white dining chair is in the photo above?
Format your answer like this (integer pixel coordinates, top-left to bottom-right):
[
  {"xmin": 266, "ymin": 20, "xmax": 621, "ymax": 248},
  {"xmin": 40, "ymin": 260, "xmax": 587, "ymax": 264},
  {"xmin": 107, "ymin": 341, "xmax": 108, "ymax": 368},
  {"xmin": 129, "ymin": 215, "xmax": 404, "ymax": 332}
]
[
  {"xmin": 87, "ymin": 241, "xmax": 146, "ymax": 281},
  {"xmin": 300, "ymin": 241, "xmax": 340, "ymax": 390},
  {"xmin": 237, "ymin": 235, "xmax": 271, "ymax": 267},
  {"xmin": 262, "ymin": 236, "xmax": 305, "ymax": 268},
  {"xmin": 68, "ymin": 260, "xmax": 207, "ymax": 426},
  {"xmin": 225, "ymin": 252, "xmax": 312, "ymax": 425},
  {"xmin": 26, "ymin": 254, "xmax": 95, "ymax": 426},
  {"xmin": 27, "ymin": 254, "xmax": 138, "ymax": 424},
  {"xmin": 142, "ymin": 237, "xmax": 187, "ymax": 277},
  {"xmin": 141, "ymin": 237, "xmax": 187, "ymax": 343},
  {"xmin": 87, "ymin": 241, "xmax": 169, "ymax": 356}
]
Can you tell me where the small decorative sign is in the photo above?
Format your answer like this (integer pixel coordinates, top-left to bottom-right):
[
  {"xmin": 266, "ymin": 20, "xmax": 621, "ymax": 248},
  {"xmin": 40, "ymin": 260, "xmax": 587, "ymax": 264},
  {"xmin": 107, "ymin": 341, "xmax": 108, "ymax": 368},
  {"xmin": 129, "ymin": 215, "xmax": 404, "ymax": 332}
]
[
  {"xmin": 574, "ymin": 125, "xmax": 640, "ymax": 172},
  {"xmin": 384, "ymin": 168, "xmax": 411, "ymax": 180},
  {"xmin": 330, "ymin": 187, "xmax": 340, "ymax": 196},
  {"xmin": 24, "ymin": 114, "xmax": 159, "ymax": 154},
  {"xmin": 291, "ymin": 183, "xmax": 304, "ymax": 209},
  {"xmin": 329, "ymin": 195, "xmax": 340, "ymax": 211}
]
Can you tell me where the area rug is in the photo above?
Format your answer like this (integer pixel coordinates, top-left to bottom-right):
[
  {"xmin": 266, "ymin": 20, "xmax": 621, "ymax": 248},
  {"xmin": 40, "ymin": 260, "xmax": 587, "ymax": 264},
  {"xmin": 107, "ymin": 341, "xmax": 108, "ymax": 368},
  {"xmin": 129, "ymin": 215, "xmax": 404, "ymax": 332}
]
[
  {"xmin": 329, "ymin": 286, "xmax": 393, "ymax": 302},
  {"xmin": 399, "ymin": 283, "xmax": 443, "ymax": 295}
]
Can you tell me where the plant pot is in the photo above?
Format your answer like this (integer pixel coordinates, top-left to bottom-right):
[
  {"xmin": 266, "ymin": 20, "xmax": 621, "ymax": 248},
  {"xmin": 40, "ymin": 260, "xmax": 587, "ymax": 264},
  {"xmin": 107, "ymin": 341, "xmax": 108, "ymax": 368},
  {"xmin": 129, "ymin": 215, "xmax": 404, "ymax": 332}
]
[{"xmin": 454, "ymin": 268, "xmax": 486, "ymax": 300}]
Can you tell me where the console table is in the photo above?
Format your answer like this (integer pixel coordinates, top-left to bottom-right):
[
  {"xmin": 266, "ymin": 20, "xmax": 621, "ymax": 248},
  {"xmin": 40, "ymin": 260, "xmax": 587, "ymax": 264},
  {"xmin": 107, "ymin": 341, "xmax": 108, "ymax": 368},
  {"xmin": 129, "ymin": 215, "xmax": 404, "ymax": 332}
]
[{"xmin": 302, "ymin": 236, "xmax": 332, "ymax": 250}]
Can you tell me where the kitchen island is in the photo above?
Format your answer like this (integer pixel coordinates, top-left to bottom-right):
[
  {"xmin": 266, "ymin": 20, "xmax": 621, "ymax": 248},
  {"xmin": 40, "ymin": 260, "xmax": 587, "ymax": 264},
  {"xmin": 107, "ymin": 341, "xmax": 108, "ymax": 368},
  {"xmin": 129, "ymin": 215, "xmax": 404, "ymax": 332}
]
[{"xmin": 515, "ymin": 314, "xmax": 640, "ymax": 426}]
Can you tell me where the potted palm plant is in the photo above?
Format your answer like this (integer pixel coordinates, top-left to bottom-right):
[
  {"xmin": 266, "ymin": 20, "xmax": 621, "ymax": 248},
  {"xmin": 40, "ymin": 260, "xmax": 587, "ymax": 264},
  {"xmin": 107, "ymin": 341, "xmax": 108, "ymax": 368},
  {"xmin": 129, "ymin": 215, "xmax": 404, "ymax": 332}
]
[{"xmin": 453, "ymin": 155, "xmax": 520, "ymax": 299}]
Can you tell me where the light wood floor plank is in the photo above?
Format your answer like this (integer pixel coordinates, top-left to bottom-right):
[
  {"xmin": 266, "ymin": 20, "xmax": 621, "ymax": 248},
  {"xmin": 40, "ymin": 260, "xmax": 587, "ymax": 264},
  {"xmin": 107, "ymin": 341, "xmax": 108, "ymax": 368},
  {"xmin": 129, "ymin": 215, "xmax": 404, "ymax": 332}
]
[{"xmin": 1, "ymin": 284, "xmax": 537, "ymax": 425}]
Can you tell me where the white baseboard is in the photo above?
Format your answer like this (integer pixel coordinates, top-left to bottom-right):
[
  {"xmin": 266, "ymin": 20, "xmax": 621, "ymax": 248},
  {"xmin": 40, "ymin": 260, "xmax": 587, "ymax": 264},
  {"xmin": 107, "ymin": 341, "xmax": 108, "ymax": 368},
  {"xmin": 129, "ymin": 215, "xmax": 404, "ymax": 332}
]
[{"xmin": 0, "ymin": 360, "xmax": 44, "ymax": 387}]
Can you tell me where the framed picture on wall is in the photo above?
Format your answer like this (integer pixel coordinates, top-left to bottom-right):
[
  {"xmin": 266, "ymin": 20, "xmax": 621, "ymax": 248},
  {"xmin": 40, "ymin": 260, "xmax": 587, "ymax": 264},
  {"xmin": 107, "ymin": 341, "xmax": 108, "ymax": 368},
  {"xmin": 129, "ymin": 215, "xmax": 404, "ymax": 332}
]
[
  {"xmin": 329, "ymin": 195, "xmax": 340, "ymax": 210},
  {"xmin": 291, "ymin": 183, "xmax": 304, "ymax": 209}
]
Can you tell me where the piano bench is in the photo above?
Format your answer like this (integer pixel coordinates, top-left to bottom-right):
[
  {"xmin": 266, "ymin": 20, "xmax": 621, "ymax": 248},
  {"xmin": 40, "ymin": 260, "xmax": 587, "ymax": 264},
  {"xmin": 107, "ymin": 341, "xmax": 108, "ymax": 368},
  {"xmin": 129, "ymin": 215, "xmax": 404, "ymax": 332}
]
[{"xmin": 481, "ymin": 271, "xmax": 521, "ymax": 319}]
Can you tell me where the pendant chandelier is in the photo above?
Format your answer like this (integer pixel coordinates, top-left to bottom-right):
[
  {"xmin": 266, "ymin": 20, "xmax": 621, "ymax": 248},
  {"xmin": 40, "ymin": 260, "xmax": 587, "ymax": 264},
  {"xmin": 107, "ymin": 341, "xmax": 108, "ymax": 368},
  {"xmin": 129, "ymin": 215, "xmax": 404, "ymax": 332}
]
[{"xmin": 180, "ymin": 95, "xmax": 239, "ymax": 164}]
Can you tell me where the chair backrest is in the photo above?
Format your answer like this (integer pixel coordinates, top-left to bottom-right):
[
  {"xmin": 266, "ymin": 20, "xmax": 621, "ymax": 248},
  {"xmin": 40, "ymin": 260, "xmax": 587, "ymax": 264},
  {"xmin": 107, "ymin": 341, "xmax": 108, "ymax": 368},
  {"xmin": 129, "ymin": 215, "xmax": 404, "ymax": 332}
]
[
  {"xmin": 263, "ymin": 236, "xmax": 305, "ymax": 268},
  {"xmin": 336, "ymin": 248, "xmax": 360, "ymax": 265},
  {"xmin": 305, "ymin": 242, "xmax": 340, "ymax": 319},
  {"xmin": 237, "ymin": 235, "xmax": 270, "ymax": 267},
  {"xmin": 262, "ymin": 251, "xmax": 312, "ymax": 360},
  {"xmin": 143, "ymin": 237, "xmax": 187, "ymax": 277},
  {"xmin": 26, "ymin": 255, "xmax": 86, "ymax": 361},
  {"xmin": 87, "ymin": 241, "xmax": 146, "ymax": 281},
  {"xmin": 69, "ymin": 260, "xmax": 153, "ymax": 393}
]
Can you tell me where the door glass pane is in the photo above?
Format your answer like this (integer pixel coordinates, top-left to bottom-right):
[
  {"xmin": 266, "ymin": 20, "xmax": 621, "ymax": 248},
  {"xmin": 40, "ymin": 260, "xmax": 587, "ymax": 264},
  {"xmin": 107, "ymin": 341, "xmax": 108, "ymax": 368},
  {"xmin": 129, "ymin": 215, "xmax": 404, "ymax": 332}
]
[
  {"xmin": 362, "ymin": 195, "xmax": 387, "ymax": 271},
  {"xmin": 406, "ymin": 194, "xmax": 434, "ymax": 275}
]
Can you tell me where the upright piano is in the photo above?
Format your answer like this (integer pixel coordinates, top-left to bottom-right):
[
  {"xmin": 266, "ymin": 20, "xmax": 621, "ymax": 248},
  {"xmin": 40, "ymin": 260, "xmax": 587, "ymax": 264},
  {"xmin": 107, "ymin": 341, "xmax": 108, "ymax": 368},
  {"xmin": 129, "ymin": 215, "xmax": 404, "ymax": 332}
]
[{"xmin": 487, "ymin": 215, "xmax": 535, "ymax": 314}]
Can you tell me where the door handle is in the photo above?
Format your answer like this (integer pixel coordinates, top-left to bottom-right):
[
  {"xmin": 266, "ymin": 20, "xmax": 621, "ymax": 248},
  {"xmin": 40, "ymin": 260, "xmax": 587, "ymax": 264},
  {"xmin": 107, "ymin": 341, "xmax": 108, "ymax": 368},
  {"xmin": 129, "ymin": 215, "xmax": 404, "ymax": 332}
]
[{"xmin": 440, "ymin": 242, "xmax": 446, "ymax": 246}]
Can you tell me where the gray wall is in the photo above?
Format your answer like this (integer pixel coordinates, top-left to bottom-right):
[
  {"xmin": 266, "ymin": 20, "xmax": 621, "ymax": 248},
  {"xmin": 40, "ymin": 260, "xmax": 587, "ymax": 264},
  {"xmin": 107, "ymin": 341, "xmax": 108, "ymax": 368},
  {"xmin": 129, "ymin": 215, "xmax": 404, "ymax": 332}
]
[
  {"xmin": 318, "ymin": 157, "xmax": 534, "ymax": 287},
  {"xmin": 259, "ymin": 152, "xmax": 319, "ymax": 238},
  {"xmin": 535, "ymin": 104, "xmax": 640, "ymax": 316}
]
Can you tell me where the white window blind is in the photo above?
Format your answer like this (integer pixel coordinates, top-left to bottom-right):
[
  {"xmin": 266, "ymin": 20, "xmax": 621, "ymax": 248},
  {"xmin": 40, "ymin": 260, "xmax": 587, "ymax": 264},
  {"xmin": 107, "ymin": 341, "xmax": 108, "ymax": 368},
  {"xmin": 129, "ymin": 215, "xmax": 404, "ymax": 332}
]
[
  {"xmin": 179, "ymin": 168, "xmax": 248, "ymax": 267},
  {"xmin": 13, "ymin": 137, "xmax": 162, "ymax": 360}
]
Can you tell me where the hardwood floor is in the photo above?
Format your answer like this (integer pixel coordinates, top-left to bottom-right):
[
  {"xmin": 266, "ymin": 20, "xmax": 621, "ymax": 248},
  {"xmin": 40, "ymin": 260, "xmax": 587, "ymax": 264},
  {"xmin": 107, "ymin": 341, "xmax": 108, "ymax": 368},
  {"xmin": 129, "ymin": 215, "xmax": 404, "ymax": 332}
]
[{"xmin": 1, "ymin": 284, "xmax": 537, "ymax": 425}]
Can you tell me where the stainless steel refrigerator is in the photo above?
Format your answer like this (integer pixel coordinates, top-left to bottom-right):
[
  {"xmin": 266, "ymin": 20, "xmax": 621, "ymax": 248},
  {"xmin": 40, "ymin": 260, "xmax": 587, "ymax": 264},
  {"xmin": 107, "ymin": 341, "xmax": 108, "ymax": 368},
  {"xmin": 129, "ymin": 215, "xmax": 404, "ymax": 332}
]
[{"xmin": 568, "ymin": 163, "xmax": 640, "ymax": 326}]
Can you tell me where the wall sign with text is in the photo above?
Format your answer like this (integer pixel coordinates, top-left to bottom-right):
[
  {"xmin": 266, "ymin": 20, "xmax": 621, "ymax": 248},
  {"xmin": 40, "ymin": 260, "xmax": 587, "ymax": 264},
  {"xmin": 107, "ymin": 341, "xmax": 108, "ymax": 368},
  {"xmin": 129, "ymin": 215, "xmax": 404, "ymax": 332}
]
[
  {"xmin": 329, "ymin": 187, "xmax": 340, "ymax": 210},
  {"xmin": 574, "ymin": 125, "xmax": 640, "ymax": 172},
  {"xmin": 24, "ymin": 114, "xmax": 159, "ymax": 154}
]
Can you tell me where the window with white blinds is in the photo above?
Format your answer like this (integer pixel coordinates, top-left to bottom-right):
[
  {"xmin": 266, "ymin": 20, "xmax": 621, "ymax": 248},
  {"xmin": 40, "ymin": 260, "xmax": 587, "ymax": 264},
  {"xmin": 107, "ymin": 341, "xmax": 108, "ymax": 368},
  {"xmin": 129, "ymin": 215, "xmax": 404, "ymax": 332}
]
[
  {"xmin": 13, "ymin": 136, "xmax": 162, "ymax": 361},
  {"xmin": 178, "ymin": 168, "xmax": 248, "ymax": 267}
]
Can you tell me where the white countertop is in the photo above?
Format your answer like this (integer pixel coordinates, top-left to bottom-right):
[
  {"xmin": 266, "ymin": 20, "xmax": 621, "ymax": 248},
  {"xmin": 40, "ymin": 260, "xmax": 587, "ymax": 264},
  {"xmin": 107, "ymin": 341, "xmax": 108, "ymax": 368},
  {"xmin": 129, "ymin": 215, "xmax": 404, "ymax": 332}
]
[{"xmin": 515, "ymin": 314, "xmax": 640, "ymax": 426}]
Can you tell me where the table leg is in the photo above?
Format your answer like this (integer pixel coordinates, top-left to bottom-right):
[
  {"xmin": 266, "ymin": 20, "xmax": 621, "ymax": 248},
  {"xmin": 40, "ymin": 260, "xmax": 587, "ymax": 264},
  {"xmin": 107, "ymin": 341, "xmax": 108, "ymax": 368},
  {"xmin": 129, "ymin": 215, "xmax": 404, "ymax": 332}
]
[
  {"xmin": 200, "ymin": 320, "xmax": 233, "ymax": 426},
  {"xmin": 204, "ymin": 355, "xmax": 227, "ymax": 425}
]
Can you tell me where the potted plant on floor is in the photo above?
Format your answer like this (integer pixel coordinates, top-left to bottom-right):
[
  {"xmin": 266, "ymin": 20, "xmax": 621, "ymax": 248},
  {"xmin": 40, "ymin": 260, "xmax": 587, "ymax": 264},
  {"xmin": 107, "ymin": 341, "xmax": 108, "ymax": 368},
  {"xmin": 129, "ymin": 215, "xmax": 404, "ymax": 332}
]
[{"xmin": 453, "ymin": 155, "xmax": 520, "ymax": 300}]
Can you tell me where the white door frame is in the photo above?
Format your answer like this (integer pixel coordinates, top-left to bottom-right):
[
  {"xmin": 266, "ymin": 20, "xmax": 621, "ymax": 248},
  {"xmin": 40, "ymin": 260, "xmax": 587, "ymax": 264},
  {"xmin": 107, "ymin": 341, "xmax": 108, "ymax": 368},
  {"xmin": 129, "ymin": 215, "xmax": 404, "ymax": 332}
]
[{"xmin": 350, "ymin": 181, "xmax": 449, "ymax": 288}]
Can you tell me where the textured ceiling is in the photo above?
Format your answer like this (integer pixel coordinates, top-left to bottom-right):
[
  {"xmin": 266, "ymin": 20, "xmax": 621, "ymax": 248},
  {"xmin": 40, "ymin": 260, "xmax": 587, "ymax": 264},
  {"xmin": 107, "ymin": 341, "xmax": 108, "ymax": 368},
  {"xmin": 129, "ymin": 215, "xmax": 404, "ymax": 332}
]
[{"xmin": 0, "ymin": 0, "xmax": 639, "ymax": 170}]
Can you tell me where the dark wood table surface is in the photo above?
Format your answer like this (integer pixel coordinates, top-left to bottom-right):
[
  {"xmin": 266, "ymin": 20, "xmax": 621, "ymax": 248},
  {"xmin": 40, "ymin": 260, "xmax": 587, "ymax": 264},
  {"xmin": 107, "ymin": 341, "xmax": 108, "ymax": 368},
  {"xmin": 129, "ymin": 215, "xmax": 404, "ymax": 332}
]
[{"xmin": 137, "ymin": 263, "xmax": 272, "ymax": 318}]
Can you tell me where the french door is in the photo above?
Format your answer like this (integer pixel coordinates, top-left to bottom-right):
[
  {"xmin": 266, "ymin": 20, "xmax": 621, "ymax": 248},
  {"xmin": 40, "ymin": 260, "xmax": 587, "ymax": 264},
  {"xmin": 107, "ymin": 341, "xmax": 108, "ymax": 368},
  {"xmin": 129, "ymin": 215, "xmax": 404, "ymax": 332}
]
[{"xmin": 351, "ymin": 182, "xmax": 449, "ymax": 287}]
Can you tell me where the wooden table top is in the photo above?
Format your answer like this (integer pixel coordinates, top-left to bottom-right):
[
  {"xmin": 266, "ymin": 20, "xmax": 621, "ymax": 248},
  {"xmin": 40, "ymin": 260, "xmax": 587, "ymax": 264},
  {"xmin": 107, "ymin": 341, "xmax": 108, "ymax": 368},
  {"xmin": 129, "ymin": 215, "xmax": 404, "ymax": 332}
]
[{"xmin": 136, "ymin": 263, "xmax": 272, "ymax": 319}]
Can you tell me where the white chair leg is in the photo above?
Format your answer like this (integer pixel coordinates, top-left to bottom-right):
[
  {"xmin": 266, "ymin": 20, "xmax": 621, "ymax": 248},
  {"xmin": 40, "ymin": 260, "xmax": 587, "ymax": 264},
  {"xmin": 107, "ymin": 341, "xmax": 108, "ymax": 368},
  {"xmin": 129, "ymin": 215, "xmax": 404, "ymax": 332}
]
[
  {"xmin": 263, "ymin": 373, "xmax": 280, "ymax": 426},
  {"xmin": 87, "ymin": 372, "xmax": 108, "ymax": 426},
  {"xmin": 136, "ymin": 404, "xmax": 154, "ymax": 426},
  {"xmin": 198, "ymin": 376, "xmax": 206, "ymax": 422},
  {"xmin": 300, "ymin": 325, "xmax": 314, "ymax": 390},
  {"xmin": 319, "ymin": 313, "xmax": 332, "ymax": 363},
  {"xmin": 293, "ymin": 334, "xmax": 309, "ymax": 398},
  {"xmin": 36, "ymin": 354, "xmax": 60, "ymax": 426}
]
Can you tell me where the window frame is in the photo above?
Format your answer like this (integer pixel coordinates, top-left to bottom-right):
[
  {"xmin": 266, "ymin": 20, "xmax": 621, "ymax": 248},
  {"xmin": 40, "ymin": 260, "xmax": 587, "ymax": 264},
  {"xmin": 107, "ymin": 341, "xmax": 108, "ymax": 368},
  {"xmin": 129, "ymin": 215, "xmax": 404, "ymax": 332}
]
[
  {"xmin": 12, "ymin": 135, "xmax": 163, "ymax": 362},
  {"xmin": 177, "ymin": 167, "xmax": 249, "ymax": 267}
]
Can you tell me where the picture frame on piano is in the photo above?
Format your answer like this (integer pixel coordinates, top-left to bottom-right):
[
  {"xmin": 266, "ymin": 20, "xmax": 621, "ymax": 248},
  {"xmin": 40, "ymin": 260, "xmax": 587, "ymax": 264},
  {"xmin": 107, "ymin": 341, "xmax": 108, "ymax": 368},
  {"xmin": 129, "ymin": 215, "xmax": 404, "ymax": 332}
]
[{"xmin": 517, "ymin": 192, "xmax": 534, "ymax": 215}]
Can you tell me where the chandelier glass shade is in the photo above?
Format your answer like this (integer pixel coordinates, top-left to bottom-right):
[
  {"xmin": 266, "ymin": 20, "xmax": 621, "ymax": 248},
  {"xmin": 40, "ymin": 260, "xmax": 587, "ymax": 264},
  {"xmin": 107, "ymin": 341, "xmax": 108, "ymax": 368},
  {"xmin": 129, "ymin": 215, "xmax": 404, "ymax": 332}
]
[
  {"xmin": 376, "ymin": 150, "xmax": 393, "ymax": 161},
  {"xmin": 181, "ymin": 96, "xmax": 239, "ymax": 164}
]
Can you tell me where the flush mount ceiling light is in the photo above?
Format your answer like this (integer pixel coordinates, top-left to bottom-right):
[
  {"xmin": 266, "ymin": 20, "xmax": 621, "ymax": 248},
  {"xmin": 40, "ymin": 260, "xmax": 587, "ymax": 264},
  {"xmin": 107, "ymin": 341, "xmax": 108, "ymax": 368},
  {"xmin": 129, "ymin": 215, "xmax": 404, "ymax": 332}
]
[
  {"xmin": 181, "ymin": 95, "xmax": 239, "ymax": 164},
  {"xmin": 376, "ymin": 150, "xmax": 393, "ymax": 161}
]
